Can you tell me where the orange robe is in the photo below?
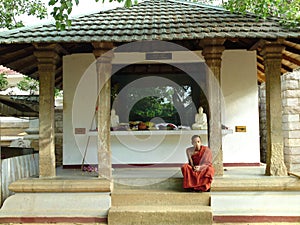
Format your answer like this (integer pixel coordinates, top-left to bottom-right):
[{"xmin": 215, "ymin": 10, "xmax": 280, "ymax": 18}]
[{"xmin": 181, "ymin": 145, "xmax": 214, "ymax": 191}]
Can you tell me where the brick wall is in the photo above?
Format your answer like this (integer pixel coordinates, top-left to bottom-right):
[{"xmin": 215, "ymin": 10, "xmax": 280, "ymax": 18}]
[
  {"xmin": 258, "ymin": 84, "xmax": 267, "ymax": 163},
  {"xmin": 55, "ymin": 108, "xmax": 63, "ymax": 166}
]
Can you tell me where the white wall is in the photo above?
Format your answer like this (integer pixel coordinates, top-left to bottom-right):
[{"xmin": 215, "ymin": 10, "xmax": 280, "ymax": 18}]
[
  {"xmin": 63, "ymin": 54, "xmax": 97, "ymax": 165},
  {"xmin": 63, "ymin": 50, "xmax": 260, "ymax": 165},
  {"xmin": 221, "ymin": 50, "xmax": 260, "ymax": 164}
]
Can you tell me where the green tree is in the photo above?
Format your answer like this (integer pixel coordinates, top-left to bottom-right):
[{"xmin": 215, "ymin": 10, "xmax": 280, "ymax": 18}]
[
  {"xmin": 223, "ymin": 0, "xmax": 300, "ymax": 27},
  {"xmin": 0, "ymin": 0, "xmax": 47, "ymax": 29},
  {"xmin": 17, "ymin": 76, "xmax": 39, "ymax": 95},
  {"xmin": 0, "ymin": 73, "xmax": 8, "ymax": 91},
  {"xmin": 129, "ymin": 96, "xmax": 179, "ymax": 124}
]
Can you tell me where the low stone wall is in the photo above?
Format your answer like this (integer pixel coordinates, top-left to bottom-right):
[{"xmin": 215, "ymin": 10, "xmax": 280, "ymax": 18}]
[
  {"xmin": 259, "ymin": 68, "xmax": 300, "ymax": 172},
  {"xmin": 0, "ymin": 118, "xmax": 29, "ymax": 147}
]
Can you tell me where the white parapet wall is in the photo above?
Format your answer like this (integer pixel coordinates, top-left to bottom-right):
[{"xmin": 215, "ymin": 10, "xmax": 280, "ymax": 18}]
[{"xmin": 1, "ymin": 153, "xmax": 39, "ymax": 204}]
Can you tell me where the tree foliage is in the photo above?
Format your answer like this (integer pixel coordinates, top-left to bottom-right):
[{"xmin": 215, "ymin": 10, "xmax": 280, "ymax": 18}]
[
  {"xmin": 128, "ymin": 87, "xmax": 179, "ymax": 124},
  {"xmin": 0, "ymin": 73, "xmax": 9, "ymax": 91},
  {"xmin": 48, "ymin": 0, "xmax": 135, "ymax": 29},
  {"xmin": 223, "ymin": 0, "xmax": 300, "ymax": 27},
  {"xmin": 17, "ymin": 76, "xmax": 39, "ymax": 95},
  {"xmin": 0, "ymin": 0, "xmax": 47, "ymax": 29}
]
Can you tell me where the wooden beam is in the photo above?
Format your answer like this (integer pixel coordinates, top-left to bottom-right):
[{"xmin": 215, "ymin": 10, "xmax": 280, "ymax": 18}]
[
  {"xmin": 257, "ymin": 54, "xmax": 264, "ymax": 62},
  {"xmin": 282, "ymin": 58, "xmax": 298, "ymax": 71},
  {"xmin": 19, "ymin": 62, "xmax": 37, "ymax": 76},
  {"xmin": 283, "ymin": 40, "xmax": 300, "ymax": 51},
  {"xmin": 0, "ymin": 46, "xmax": 35, "ymax": 65},
  {"xmin": 6, "ymin": 55, "xmax": 36, "ymax": 71},
  {"xmin": 257, "ymin": 61, "xmax": 264, "ymax": 72},
  {"xmin": 0, "ymin": 44, "xmax": 31, "ymax": 56},
  {"xmin": 257, "ymin": 70, "xmax": 265, "ymax": 83},
  {"xmin": 249, "ymin": 39, "xmax": 266, "ymax": 51},
  {"xmin": 282, "ymin": 50, "xmax": 300, "ymax": 67}
]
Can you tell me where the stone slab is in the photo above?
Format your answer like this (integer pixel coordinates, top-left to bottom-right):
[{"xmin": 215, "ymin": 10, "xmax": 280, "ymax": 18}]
[
  {"xmin": 212, "ymin": 176, "xmax": 300, "ymax": 191},
  {"xmin": 9, "ymin": 178, "xmax": 111, "ymax": 192},
  {"xmin": 211, "ymin": 191, "xmax": 300, "ymax": 216},
  {"xmin": 0, "ymin": 192, "xmax": 110, "ymax": 217}
]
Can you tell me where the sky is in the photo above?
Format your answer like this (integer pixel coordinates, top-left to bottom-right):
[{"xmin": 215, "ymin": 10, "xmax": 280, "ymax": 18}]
[{"xmin": 21, "ymin": 0, "xmax": 126, "ymax": 26}]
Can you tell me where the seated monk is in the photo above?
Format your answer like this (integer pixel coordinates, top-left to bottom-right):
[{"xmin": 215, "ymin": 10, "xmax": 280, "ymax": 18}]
[{"xmin": 181, "ymin": 135, "xmax": 214, "ymax": 192}]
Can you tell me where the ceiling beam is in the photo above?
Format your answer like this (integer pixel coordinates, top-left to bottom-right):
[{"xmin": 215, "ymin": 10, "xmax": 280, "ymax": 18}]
[
  {"xmin": 257, "ymin": 70, "xmax": 265, "ymax": 83},
  {"xmin": 6, "ymin": 55, "xmax": 36, "ymax": 72},
  {"xmin": 282, "ymin": 50, "xmax": 300, "ymax": 67},
  {"xmin": 283, "ymin": 40, "xmax": 300, "ymax": 51},
  {"xmin": 282, "ymin": 58, "xmax": 299, "ymax": 71},
  {"xmin": 249, "ymin": 39, "xmax": 265, "ymax": 51},
  {"xmin": 0, "ymin": 46, "xmax": 35, "ymax": 65}
]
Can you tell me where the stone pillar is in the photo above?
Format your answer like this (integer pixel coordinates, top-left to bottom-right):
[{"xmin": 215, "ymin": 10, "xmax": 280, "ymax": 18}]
[
  {"xmin": 200, "ymin": 39, "xmax": 225, "ymax": 176},
  {"xmin": 93, "ymin": 42, "xmax": 114, "ymax": 179},
  {"xmin": 261, "ymin": 41, "xmax": 287, "ymax": 176},
  {"xmin": 34, "ymin": 44, "xmax": 61, "ymax": 177}
]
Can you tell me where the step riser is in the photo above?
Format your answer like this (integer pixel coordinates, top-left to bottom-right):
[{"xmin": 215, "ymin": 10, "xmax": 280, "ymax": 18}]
[
  {"xmin": 112, "ymin": 193, "xmax": 210, "ymax": 206},
  {"xmin": 113, "ymin": 178, "xmax": 183, "ymax": 191},
  {"xmin": 108, "ymin": 210, "xmax": 212, "ymax": 225}
]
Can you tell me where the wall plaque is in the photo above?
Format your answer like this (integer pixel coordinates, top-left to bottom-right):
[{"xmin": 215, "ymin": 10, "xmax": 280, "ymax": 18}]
[{"xmin": 75, "ymin": 128, "xmax": 86, "ymax": 134}]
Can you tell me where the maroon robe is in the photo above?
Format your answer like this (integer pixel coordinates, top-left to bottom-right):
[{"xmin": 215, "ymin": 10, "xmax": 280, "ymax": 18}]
[{"xmin": 181, "ymin": 145, "xmax": 214, "ymax": 191}]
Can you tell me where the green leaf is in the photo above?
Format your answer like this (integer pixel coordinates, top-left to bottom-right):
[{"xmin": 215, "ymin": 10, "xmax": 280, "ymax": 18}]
[{"xmin": 49, "ymin": 0, "xmax": 58, "ymax": 6}]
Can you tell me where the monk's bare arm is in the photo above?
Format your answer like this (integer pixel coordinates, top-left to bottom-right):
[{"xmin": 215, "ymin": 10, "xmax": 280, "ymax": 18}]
[{"xmin": 186, "ymin": 147, "xmax": 194, "ymax": 167}]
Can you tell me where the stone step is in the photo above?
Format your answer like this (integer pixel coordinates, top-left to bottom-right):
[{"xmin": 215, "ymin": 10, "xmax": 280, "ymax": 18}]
[
  {"xmin": 108, "ymin": 205, "xmax": 212, "ymax": 225},
  {"xmin": 0, "ymin": 193, "xmax": 110, "ymax": 218},
  {"xmin": 112, "ymin": 189, "xmax": 211, "ymax": 206},
  {"xmin": 113, "ymin": 177, "xmax": 183, "ymax": 191}
]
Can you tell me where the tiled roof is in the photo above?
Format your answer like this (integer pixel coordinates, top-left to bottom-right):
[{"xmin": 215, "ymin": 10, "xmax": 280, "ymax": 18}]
[
  {"xmin": 0, "ymin": 0, "xmax": 299, "ymax": 44},
  {"xmin": 0, "ymin": 65, "xmax": 22, "ymax": 75}
]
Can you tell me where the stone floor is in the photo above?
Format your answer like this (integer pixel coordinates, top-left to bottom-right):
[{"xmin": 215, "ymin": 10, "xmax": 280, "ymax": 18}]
[{"xmin": 56, "ymin": 163, "xmax": 288, "ymax": 180}]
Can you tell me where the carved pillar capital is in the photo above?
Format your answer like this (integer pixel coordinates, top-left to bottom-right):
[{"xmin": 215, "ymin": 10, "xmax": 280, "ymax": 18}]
[
  {"xmin": 261, "ymin": 41, "xmax": 285, "ymax": 61},
  {"xmin": 200, "ymin": 39, "xmax": 225, "ymax": 64},
  {"xmin": 33, "ymin": 43, "xmax": 64, "ymax": 65},
  {"xmin": 92, "ymin": 42, "xmax": 114, "ymax": 59}
]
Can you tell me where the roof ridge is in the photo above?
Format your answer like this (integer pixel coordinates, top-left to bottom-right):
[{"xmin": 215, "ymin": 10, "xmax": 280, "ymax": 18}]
[{"xmin": 167, "ymin": 0, "xmax": 228, "ymax": 11}]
